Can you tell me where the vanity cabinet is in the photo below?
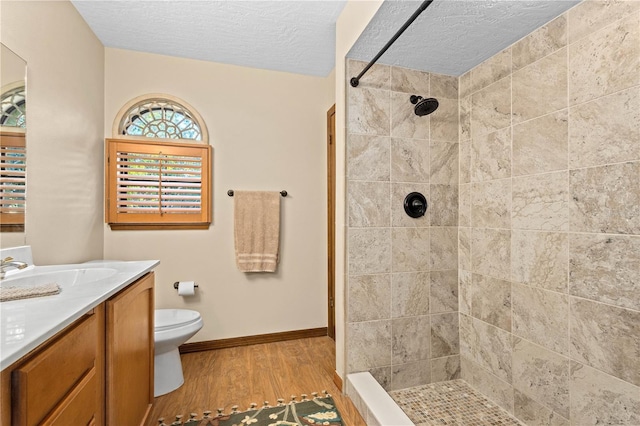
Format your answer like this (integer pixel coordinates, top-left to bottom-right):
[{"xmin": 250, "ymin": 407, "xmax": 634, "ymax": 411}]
[
  {"xmin": 11, "ymin": 305, "xmax": 105, "ymax": 426},
  {"xmin": 106, "ymin": 271, "xmax": 154, "ymax": 425},
  {"xmin": 0, "ymin": 272, "xmax": 155, "ymax": 426}
]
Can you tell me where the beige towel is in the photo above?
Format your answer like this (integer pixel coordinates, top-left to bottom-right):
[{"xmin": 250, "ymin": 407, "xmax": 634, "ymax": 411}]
[
  {"xmin": 234, "ymin": 191, "xmax": 281, "ymax": 272},
  {"xmin": 0, "ymin": 283, "xmax": 61, "ymax": 302}
]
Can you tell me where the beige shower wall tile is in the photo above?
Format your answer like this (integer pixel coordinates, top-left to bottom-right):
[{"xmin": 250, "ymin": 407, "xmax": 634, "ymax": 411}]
[
  {"xmin": 347, "ymin": 134, "xmax": 390, "ymax": 181},
  {"xmin": 513, "ymin": 15, "xmax": 567, "ymax": 71},
  {"xmin": 390, "ymin": 137, "xmax": 429, "ymax": 183},
  {"xmin": 512, "ymin": 283, "xmax": 569, "ymax": 356},
  {"xmin": 460, "ymin": 314, "xmax": 513, "ymax": 383},
  {"xmin": 569, "ymin": 161, "xmax": 640, "ymax": 234},
  {"xmin": 471, "ymin": 274, "xmax": 512, "ymax": 332},
  {"xmin": 348, "ymin": 228, "xmax": 391, "ymax": 275},
  {"xmin": 513, "ymin": 338, "xmax": 570, "ymax": 419},
  {"xmin": 569, "ymin": 87, "xmax": 640, "ymax": 169},
  {"xmin": 567, "ymin": 0, "xmax": 640, "ymax": 44},
  {"xmin": 511, "ymin": 230, "xmax": 568, "ymax": 293},
  {"xmin": 472, "ymin": 228, "xmax": 511, "ymax": 281},
  {"xmin": 513, "ymin": 110, "xmax": 568, "ymax": 177},
  {"xmin": 459, "ymin": 71, "xmax": 472, "ymax": 98},
  {"xmin": 459, "ymin": 228, "xmax": 471, "ymax": 272},
  {"xmin": 348, "ymin": 181, "xmax": 390, "ymax": 227},
  {"xmin": 430, "ymin": 141, "xmax": 459, "ymax": 184},
  {"xmin": 391, "ymin": 91, "xmax": 429, "ymax": 140},
  {"xmin": 429, "ymin": 184, "xmax": 458, "ymax": 227},
  {"xmin": 472, "ymin": 127, "xmax": 511, "ymax": 182},
  {"xmin": 431, "ymin": 355, "xmax": 461, "ymax": 382},
  {"xmin": 430, "ymin": 269, "xmax": 458, "ymax": 313},
  {"xmin": 514, "ymin": 390, "xmax": 569, "ymax": 426},
  {"xmin": 391, "ymin": 183, "xmax": 430, "ymax": 228},
  {"xmin": 472, "ymin": 179, "xmax": 511, "ymax": 229},
  {"xmin": 460, "ymin": 355, "xmax": 514, "ymax": 414},
  {"xmin": 459, "ymin": 96, "xmax": 471, "ymax": 141},
  {"xmin": 430, "ymin": 227, "xmax": 458, "ymax": 271},
  {"xmin": 459, "ymin": 183, "xmax": 471, "ymax": 227},
  {"xmin": 459, "ymin": 270, "xmax": 472, "ymax": 315},
  {"xmin": 512, "ymin": 171, "xmax": 569, "ymax": 231},
  {"xmin": 569, "ymin": 12, "xmax": 640, "ymax": 105},
  {"xmin": 348, "ymin": 86, "xmax": 391, "ymax": 136},
  {"xmin": 390, "ymin": 66, "xmax": 430, "ymax": 94},
  {"xmin": 392, "ymin": 315, "xmax": 430, "ymax": 363},
  {"xmin": 471, "ymin": 77, "xmax": 511, "ymax": 137},
  {"xmin": 570, "ymin": 361, "xmax": 640, "ymax": 426},
  {"xmin": 513, "ymin": 48, "xmax": 567, "ymax": 123},
  {"xmin": 430, "ymin": 97, "xmax": 458, "ymax": 142},
  {"xmin": 391, "ymin": 272, "xmax": 430, "ymax": 318},
  {"xmin": 392, "ymin": 228, "xmax": 430, "ymax": 272},
  {"xmin": 430, "ymin": 312, "xmax": 459, "ymax": 358},
  {"xmin": 348, "ymin": 274, "xmax": 391, "ymax": 322},
  {"xmin": 431, "ymin": 73, "xmax": 458, "ymax": 99},
  {"xmin": 471, "ymin": 48, "xmax": 512, "ymax": 93},
  {"xmin": 347, "ymin": 59, "xmax": 390, "ymax": 90},
  {"xmin": 459, "ymin": 138, "xmax": 471, "ymax": 184},
  {"xmin": 570, "ymin": 298, "xmax": 640, "ymax": 386},
  {"xmin": 569, "ymin": 233, "xmax": 640, "ymax": 311},
  {"xmin": 347, "ymin": 319, "xmax": 392, "ymax": 372},
  {"xmin": 391, "ymin": 360, "xmax": 432, "ymax": 391}
]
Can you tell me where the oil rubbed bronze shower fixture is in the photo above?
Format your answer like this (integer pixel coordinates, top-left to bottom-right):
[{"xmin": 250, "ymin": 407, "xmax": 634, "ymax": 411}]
[
  {"xmin": 410, "ymin": 95, "xmax": 439, "ymax": 116},
  {"xmin": 350, "ymin": 0, "xmax": 434, "ymax": 88},
  {"xmin": 404, "ymin": 192, "xmax": 428, "ymax": 218}
]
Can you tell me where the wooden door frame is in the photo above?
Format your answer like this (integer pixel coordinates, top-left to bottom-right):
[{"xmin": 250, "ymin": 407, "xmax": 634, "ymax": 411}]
[{"xmin": 326, "ymin": 104, "xmax": 336, "ymax": 339}]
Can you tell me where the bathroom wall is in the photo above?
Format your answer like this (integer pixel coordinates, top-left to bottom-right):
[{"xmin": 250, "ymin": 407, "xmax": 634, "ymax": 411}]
[
  {"xmin": 0, "ymin": 1, "xmax": 105, "ymax": 263},
  {"xmin": 344, "ymin": 59, "xmax": 460, "ymax": 390},
  {"xmin": 103, "ymin": 48, "xmax": 335, "ymax": 342},
  {"xmin": 458, "ymin": 2, "xmax": 640, "ymax": 424}
]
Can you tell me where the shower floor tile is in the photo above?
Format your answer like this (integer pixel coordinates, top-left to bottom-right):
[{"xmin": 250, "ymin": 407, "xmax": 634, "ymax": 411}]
[{"xmin": 389, "ymin": 379, "xmax": 524, "ymax": 426}]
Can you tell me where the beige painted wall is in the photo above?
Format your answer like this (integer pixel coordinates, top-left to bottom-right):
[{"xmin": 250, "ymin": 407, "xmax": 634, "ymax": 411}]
[
  {"xmin": 334, "ymin": 0, "xmax": 384, "ymax": 380},
  {"xmin": 103, "ymin": 48, "xmax": 334, "ymax": 342},
  {"xmin": 0, "ymin": 1, "xmax": 105, "ymax": 263}
]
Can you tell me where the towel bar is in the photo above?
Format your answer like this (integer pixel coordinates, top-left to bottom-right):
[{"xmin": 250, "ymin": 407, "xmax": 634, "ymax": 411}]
[{"xmin": 227, "ymin": 190, "xmax": 287, "ymax": 197}]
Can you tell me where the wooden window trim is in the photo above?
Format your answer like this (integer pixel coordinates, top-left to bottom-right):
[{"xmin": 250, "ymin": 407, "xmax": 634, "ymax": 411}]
[
  {"xmin": 0, "ymin": 130, "xmax": 26, "ymax": 232},
  {"xmin": 105, "ymin": 138, "xmax": 212, "ymax": 230}
]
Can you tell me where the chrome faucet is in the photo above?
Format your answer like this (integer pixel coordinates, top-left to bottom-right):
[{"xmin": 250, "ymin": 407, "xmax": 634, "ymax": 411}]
[{"xmin": 0, "ymin": 256, "xmax": 28, "ymax": 279}]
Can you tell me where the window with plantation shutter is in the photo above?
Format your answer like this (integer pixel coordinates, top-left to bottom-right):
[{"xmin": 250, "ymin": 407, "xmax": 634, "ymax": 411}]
[
  {"xmin": 106, "ymin": 138, "xmax": 211, "ymax": 229},
  {"xmin": 0, "ymin": 131, "xmax": 26, "ymax": 232}
]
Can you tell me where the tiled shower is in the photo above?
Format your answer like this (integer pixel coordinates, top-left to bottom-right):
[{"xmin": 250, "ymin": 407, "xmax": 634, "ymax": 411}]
[{"xmin": 345, "ymin": 1, "xmax": 639, "ymax": 424}]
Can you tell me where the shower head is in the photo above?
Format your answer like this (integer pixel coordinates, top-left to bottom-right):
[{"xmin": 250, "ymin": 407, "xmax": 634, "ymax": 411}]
[{"xmin": 410, "ymin": 95, "xmax": 439, "ymax": 116}]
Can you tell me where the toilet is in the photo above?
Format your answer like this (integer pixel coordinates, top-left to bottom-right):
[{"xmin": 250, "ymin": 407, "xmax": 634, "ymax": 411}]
[{"xmin": 154, "ymin": 309, "xmax": 203, "ymax": 397}]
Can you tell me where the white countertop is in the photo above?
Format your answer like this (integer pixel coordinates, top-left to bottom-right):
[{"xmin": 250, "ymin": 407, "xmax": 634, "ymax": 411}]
[{"xmin": 0, "ymin": 259, "xmax": 159, "ymax": 371}]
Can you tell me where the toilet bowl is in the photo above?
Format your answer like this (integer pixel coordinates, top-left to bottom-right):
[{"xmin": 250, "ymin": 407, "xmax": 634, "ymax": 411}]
[{"xmin": 154, "ymin": 309, "xmax": 203, "ymax": 397}]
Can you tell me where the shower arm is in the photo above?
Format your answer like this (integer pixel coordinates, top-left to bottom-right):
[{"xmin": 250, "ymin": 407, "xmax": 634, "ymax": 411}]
[{"xmin": 350, "ymin": 0, "xmax": 434, "ymax": 88}]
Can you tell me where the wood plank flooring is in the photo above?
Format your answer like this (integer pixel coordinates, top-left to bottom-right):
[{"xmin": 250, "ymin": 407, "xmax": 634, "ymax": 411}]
[{"xmin": 146, "ymin": 336, "xmax": 365, "ymax": 425}]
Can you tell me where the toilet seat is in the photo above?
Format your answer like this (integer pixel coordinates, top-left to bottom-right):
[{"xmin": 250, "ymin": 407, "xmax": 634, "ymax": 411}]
[{"xmin": 155, "ymin": 309, "xmax": 201, "ymax": 332}]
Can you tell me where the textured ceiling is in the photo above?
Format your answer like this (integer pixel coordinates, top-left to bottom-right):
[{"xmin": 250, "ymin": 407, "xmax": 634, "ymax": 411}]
[
  {"xmin": 71, "ymin": 0, "xmax": 579, "ymax": 78},
  {"xmin": 349, "ymin": 0, "xmax": 580, "ymax": 76},
  {"xmin": 71, "ymin": 0, "xmax": 347, "ymax": 77}
]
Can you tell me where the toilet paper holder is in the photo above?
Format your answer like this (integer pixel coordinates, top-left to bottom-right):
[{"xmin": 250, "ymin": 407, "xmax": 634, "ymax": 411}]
[{"xmin": 173, "ymin": 281, "xmax": 199, "ymax": 290}]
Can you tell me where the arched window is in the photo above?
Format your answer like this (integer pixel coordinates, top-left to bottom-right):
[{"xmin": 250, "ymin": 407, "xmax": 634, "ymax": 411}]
[
  {"xmin": 0, "ymin": 85, "xmax": 26, "ymax": 128},
  {"xmin": 107, "ymin": 94, "xmax": 211, "ymax": 230},
  {"xmin": 119, "ymin": 98, "xmax": 202, "ymax": 140},
  {"xmin": 0, "ymin": 84, "xmax": 26, "ymax": 231}
]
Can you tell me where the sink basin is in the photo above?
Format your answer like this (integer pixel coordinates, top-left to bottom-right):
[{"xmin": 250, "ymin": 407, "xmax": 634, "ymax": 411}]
[{"xmin": 1, "ymin": 268, "xmax": 118, "ymax": 288}]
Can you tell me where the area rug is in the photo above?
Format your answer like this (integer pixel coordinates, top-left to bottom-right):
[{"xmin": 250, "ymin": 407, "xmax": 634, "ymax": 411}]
[{"xmin": 159, "ymin": 393, "xmax": 343, "ymax": 426}]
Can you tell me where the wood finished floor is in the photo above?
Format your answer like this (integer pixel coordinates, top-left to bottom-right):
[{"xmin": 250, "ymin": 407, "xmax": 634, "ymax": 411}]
[{"xmin": 146, "ymin": 336, "xmax": 366, "ymax": 425}]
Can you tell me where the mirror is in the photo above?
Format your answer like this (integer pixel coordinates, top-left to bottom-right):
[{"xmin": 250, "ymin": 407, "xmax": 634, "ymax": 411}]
[{"xmin": 0, "ymin": 43, "xmax": 27, "ymax": 244}]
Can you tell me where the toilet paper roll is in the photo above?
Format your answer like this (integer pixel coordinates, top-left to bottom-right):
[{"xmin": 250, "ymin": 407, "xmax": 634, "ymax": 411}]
[{"xmin": 177, "ymin": 281, "xmax": 196, "ymax": 296}]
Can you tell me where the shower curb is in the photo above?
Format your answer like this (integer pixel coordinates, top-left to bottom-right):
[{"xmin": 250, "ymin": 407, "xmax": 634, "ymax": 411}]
[{"xmin": 346, "ymin": 372, "xmax": 414, "ymax": 426}]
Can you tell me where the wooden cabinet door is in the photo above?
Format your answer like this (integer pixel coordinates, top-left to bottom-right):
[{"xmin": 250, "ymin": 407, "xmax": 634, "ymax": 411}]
[
  {"xmin": 106, "ymin": 272, "xmax": 154, "ymax": 426},
  {"xmin": 10, "ymin": 306, "xmax": 104, "ymax": 426}
]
